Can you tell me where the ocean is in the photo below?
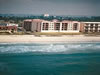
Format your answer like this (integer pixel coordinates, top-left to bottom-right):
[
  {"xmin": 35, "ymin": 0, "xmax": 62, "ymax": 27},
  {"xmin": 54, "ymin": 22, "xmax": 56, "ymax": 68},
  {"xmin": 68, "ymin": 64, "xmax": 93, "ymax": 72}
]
[{"xmin": 0, "ymin": 43, "xmax": 100, "ymax": 75}]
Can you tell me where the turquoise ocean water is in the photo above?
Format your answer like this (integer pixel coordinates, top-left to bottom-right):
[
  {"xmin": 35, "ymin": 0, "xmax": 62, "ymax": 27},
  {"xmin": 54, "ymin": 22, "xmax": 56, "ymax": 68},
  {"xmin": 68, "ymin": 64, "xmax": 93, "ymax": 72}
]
[{"xmin": 0, "ymin": 43, "xmax": 100, "ymax": 75}]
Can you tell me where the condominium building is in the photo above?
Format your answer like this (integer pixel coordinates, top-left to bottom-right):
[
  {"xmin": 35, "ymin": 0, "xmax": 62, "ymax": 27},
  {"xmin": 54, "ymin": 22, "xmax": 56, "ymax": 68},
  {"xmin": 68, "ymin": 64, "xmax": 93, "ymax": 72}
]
[
  {"xmin": 23, "ymin": 19, "xmax": 80, "ymax": 33},
  {"xmin": 81, "ymin": 22, "xmax": 100, "ymax": 32},
  {"xmin": 23, "ymin": 19, "xmax": 43, "ymax": 32},
  {"xmin": 41, "ymin": 20, "xmax": 80, "ymax": 32},
  {"xmin": 23, "ymin": 19, "xmax": 32, "ymax": 31}
]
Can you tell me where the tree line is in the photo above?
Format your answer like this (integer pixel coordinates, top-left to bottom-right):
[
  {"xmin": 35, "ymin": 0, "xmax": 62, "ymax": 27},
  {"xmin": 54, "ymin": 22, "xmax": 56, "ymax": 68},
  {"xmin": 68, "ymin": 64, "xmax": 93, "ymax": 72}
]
[{"xmin": 0, "ymin": 15, "xmax": 100, "ymax": 24}]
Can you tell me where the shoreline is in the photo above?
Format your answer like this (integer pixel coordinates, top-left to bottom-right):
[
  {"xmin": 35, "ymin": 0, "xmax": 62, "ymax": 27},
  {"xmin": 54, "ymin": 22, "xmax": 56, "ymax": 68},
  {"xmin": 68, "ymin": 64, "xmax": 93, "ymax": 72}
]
[{"xmin": 0, "ymin": 35, "xmax": 100, "ymax": 43}]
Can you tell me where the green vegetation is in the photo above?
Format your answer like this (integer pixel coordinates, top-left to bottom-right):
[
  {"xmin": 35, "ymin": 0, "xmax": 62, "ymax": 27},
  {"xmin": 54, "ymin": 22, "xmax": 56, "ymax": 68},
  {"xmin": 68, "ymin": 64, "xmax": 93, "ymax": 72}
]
[{"xmin": 0, "ymin": 14, "xmax": 100, "ymax": 27}]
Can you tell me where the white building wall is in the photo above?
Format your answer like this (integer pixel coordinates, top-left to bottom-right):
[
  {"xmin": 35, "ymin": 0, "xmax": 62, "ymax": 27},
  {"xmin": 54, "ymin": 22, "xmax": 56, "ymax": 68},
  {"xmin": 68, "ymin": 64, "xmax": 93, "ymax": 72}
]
[
  {"xmin": 7, "ymin": 23, "xmax": 18, "ymax": 26},
  {"xmin": 60, "ymin": 22, "xmax": 62, "ymax": 32},
  {"xmin": 41, "ymin": 21, "xmax": 80, "ymax": 33},
  {"xmin": 41, "ymin": 22, "xmax": 43, "ymax": 32},
  {"xmin": 48, "ymin": 22, "xmax": 54, "ymax": 31}
]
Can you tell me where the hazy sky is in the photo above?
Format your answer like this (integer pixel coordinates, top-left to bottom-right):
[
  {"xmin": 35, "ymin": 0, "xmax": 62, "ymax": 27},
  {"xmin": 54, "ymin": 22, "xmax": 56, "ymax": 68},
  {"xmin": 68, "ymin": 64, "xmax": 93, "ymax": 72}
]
[{"xmin": 0, "ymin": 0, "xmax": 100, "ymax": 16}]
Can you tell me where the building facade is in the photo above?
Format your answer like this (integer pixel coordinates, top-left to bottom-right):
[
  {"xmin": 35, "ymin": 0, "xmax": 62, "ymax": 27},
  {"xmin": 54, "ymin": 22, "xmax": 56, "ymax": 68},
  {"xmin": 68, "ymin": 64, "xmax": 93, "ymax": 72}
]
[
  {"xmin": 81, "ymin": 22, "xmax": 100, "ymax": 33},
  {"xmin": 41, "ymin": 20, "xmax": 80, "ymax": 32},
  {"xmin": 23, "ymin": 19, "xmax": 80, "ymax": 33},
  {"xmin": 23, "ymin": 19, "xmax": 32, "ymax": 31},
  {"xmin": 23, "ymin": 19, "xmax": 100, "ymax": 33}
]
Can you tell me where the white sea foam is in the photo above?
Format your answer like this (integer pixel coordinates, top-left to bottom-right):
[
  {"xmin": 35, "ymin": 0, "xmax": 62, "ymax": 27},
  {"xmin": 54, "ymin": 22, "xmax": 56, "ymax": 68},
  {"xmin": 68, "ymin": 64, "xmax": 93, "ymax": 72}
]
[{"xmin": 0, "ymin": 43, "xmax": 100, "ymax": 54}]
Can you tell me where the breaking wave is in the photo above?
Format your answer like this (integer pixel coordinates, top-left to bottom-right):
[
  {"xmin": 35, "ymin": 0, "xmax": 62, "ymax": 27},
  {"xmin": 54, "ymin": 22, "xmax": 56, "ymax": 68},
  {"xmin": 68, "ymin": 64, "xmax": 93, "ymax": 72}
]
[{"xmin": 0, "ymin": 43, "xmax": 100, "ymax": 54}]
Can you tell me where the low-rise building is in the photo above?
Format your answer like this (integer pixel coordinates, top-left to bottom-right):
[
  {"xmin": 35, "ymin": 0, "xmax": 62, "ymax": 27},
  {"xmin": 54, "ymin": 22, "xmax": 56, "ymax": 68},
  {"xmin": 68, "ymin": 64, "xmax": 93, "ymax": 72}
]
[
  {"xmin": 0, "ymin": 23, "xmax": 18, "ymax": 33},
  {"xmin": 23, "ymin": 19, "xmax": 80, "ymax": 33},
  {"xmin": 81, "ymin": 22, "xmax": 100, "ymax": 33},
  {"xmin": 41, "ymin": 20, "xmax": 80, "ymax": 32},
  {"xmin": 23, "ymin": 19, "xmax": 100, "ymax": 33}
]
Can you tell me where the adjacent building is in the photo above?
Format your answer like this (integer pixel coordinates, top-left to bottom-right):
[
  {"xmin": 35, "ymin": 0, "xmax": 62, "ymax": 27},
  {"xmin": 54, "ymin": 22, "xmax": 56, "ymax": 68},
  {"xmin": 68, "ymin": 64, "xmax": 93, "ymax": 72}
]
[
  {"xmin": 23, "ymin": 19, "xmax": 33, "ymax": 31},
  {"xmin": 81, "ymin": 22, "xmax": 100, "ymax": 33},
  {"xmin": 23, "ymin": 19, "xmax": 43, "ymax": 32},
  {"xmin": 0, "ymin": 23, "xmax": 18, "ymax": 33}
]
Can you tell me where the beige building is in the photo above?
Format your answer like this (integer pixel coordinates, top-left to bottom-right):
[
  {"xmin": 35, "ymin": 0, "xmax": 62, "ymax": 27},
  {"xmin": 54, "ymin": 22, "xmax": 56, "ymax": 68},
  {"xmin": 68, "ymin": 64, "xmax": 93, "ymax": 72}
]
[{"xmin": 81, "ymin": 22, "xmax": 100, "ymax": 33}]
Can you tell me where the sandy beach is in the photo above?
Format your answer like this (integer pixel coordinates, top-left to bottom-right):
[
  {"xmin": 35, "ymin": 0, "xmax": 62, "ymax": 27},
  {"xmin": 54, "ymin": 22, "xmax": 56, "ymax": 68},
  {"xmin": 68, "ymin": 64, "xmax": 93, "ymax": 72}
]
[{"xmin": 0, "ymin": 35, "xmax": 100, "ymax": 43}]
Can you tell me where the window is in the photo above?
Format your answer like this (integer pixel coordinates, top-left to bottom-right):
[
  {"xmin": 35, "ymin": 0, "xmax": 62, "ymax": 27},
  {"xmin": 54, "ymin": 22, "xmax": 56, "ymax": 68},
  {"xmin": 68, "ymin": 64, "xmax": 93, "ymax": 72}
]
[
  {"xmin": 62, "ymin": 23, "xmax": 68, "ymax": 30},
  {"xmin": 55, "ymin": 23, "xmax": 60, "ymax": 30},
  {"xmin": 86, "ymin": 24, "xmax": 89, "ymax": 26},
  {"xmin": 73, "ymin": 23, "xmax": 78, "ymax": 30},
  {"xmin": 85, "ymin": 30, "xmax": 88, "ymax": 32},
  {"xmin": 42, "ymin": 23, "xmax": 49, "ymax": 30},
  {"xmin": 90, "ymin": 29, "xmax": 93, "ymax": 32},
  {"xmin": 90, "ymin": 24, "xmax": 94, "ymax": 28},
  {"xmin": 95, "ymin": 24, "xmax": 98, "ymax": 28}
]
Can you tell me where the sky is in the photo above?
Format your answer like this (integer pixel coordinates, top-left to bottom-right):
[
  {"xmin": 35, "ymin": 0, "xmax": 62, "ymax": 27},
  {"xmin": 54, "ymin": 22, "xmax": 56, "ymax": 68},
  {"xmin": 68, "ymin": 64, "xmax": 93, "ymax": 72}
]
[{"xmin": 0, "ymin": 0, "xmax": 100, "ymax": 16}]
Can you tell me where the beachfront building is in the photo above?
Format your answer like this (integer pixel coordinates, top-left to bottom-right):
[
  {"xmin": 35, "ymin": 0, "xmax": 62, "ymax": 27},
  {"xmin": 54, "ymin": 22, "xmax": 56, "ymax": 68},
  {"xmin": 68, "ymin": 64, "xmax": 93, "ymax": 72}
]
[
  {"xmin": 23, "ymin": 19, "xmax": 32, "ymax": 31},
  {"xmin": 41, "ymin": 20, "xmax": 80, "ymax": 32},
  {"xmin": 23, "ymin": 19, "xmax": 81, "ymax": 33},
  {"xmin": 0, "ymin": 23, "xmax": 18, "ymax": 33},
  {"xmin": 23, "ymin": 19, "xmax": 43, "ymax": 32},
  {"xmin": 81, "ymin": 22, "xmax": 100, "ymax": 33}
]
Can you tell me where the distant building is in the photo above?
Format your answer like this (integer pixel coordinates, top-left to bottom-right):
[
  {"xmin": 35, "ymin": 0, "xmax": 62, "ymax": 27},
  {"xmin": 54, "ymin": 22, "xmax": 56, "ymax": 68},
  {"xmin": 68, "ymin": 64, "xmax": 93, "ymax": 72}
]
[
  {"xmin": 44, "ymin": 14, "xmax": 49, "ymax": 17},
  {"xmin": 0, "ymin": 23, "xmax": 18, "ymax": 33}
]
